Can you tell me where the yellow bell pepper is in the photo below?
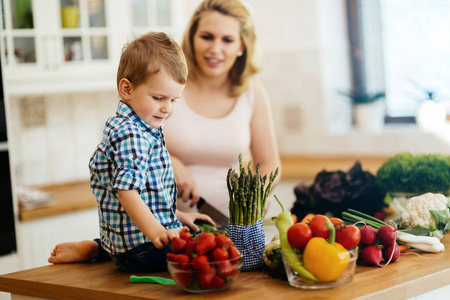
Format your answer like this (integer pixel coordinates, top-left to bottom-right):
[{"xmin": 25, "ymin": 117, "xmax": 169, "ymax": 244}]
[{"xmin": 303, "ymin": 220, "xmax": 350, "ymax": 282}]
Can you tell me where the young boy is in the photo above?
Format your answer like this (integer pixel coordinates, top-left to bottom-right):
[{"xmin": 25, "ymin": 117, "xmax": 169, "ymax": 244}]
[{"xmin": 88, "ymin": 32, "xmax": 214, "ymax": 272}]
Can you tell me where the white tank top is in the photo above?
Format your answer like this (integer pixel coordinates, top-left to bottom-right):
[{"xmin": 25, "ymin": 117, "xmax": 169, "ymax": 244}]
[{"xmin": 163, "ymin": 85, "xmax": 255, "ymax": 217}]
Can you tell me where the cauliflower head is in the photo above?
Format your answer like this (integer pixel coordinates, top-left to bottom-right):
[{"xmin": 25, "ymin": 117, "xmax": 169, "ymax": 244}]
[
  {"xmin": 402, "ymin": 193, "xmax": 448, "ymax": 229},
  {"xmin": 263, "ymin": 237, "xmax": 280, "ymax": 266}
]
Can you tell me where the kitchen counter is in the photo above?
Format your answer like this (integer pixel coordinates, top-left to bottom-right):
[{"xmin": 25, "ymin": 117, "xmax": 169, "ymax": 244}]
[{"xmin": 1, "ymin": 235, "xmax": 450, "ymax": 300}]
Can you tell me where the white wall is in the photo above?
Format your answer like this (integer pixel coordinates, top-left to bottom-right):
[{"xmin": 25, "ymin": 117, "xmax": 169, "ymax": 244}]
[
  {"xmin": 9, "ymin": 0, "xmax": 450, "ymax": 186},
  {"xmin": 247, "ymin": 0, "xmax": 450, "ymax": 156},
  {"xmin": 249, "ymin": 0, "xmax": 352, "ymax": 136}
]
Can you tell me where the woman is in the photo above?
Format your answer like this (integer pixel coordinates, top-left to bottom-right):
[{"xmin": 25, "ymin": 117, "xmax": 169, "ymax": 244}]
[
  {"xmin": 48, "ymin": 0, "xmax": 280, "ymax": 264},
  {"xmin": 164, "ymin": 0, "xmax": 280, "ymax": 217}
]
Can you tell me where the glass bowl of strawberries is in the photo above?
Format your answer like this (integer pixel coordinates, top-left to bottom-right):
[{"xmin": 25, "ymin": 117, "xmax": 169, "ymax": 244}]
[{"xmin": 167, "ymin": 230, "xmax": 243, "ymax": 293}]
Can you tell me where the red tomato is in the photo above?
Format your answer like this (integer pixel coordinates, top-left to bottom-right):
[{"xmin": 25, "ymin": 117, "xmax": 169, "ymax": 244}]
[
  {"xmin": 287, "ymin": 223, "xmax": 312, "ymax": 249},
  {"xmin": 330, "ymin": 217, "xmax": 345, "ymax": 229},
  {"xmin": 309, "ymin": 215, "xmax": 330, "ymax": 239},
  {"xmin": 335, "ymin": 224, "xmax": 361, "ymax": 249}
]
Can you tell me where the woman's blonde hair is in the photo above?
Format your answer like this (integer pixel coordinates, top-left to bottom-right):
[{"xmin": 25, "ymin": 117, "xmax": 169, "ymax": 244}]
[
  {"xmin": 117, "ymin": 32, "xmax": 188, "ymax": 90},
  {"xmin": 182, "ymin": 0, "xmax": 260, "ymax": 97}
]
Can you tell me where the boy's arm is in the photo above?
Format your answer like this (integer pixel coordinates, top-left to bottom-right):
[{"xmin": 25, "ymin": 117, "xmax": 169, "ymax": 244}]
[{"xmin": 117, "ymin": 190, "xmax": 179, "ymax": 249}]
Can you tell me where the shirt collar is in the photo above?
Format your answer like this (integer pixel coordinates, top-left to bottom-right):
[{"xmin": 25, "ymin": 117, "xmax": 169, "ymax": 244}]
[{"xmin": 116, "ymin": 101, "xmax": 163, "ymax": 137}]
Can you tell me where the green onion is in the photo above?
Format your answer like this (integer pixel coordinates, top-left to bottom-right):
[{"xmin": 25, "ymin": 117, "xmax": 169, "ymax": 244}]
[
  {"xmin": 346, "ymin": 209, "xmax": 386, "ymax": 227},
  {"xmin": 341, "ymin": 208, "xmax": 445, "ymax": 253},
  {"xmin": 341, "ymin": 212, "xmax": 383, "ymax": 229}
]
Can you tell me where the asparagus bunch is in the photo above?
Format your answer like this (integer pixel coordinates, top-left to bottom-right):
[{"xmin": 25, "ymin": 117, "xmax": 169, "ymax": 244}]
[{"xmin": 227, "ymin": 154, "xmax": 279, "ymax": 225}]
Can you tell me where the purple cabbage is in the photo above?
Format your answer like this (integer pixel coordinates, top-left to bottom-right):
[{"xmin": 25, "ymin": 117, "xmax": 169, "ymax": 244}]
[{"xmin": 291, "ymin": 162, "xmax": 385, "ymax": 220}]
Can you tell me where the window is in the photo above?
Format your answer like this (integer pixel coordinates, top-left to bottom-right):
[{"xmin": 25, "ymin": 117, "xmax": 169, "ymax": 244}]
[{"xmin": 347, "ymin": 0, "xmax": 450, "ymax": 122}]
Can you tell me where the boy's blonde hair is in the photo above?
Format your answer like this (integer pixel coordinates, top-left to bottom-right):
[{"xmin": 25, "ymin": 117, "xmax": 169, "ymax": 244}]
[
  {"xmin": 182, "ymin": 0, "xmax": 260, "ymax": 97},
  {"xmin": 117, "ymin": 32, "xmax": 188, "ymax": 90}
]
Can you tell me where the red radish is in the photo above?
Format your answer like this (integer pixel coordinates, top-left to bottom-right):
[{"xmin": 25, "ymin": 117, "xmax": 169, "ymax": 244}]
[
  {"xmin": 361, "ymin": 245, "xmax": 383, "ymax": 267},
  {"xmin": 383, "ymin": 243, "xmax": 400, "ymax": 262},
  {"xmin": 359, "ymin": 225, "xmax": 377, "ymax": 245},
  {"xmin": 377, "ymin": 225, "xmax": 397, "ymax": 246},
  {"xmin": 374, "ymin": 212, "xmax": 385, "ymax": 221}
]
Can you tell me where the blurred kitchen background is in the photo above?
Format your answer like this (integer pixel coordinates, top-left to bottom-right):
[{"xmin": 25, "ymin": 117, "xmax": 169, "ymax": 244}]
[{"xmin": 1, "ymin": 0, "xmax": 450, "ymax": 285}]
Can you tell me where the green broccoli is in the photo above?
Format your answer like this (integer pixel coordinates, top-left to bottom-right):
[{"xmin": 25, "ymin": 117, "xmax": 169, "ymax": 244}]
[{"xmin": 376, "ymin": 152, "xmax": 450, "ymax": 193}]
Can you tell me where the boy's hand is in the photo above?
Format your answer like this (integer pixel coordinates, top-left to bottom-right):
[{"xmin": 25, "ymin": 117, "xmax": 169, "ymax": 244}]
[
  {"xmin": 176, "ymin": 211, "xmax": 216, "ymax": 232},
  {"xmin": 151, "ymin": 227, "xmax": 189, "ymax": 249},
  {"xmin": 150, "ymin": 228, "xmax": 174, "ymax": 249}
]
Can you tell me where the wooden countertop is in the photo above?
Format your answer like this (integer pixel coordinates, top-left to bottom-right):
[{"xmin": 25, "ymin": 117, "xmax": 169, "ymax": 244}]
[{"xmin": 1, "ymin": 235, "xmax": 450, "ymax": 300}]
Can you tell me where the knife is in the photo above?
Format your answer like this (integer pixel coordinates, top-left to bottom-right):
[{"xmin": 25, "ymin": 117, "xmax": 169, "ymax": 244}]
[{"xmin": 196, "ymin": 197, "xmax": 229, "ymax": 229}]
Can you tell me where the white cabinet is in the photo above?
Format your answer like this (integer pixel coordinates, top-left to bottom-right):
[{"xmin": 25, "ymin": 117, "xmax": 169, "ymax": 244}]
[
  {"xmin": 0, "ymin": 253, "xmax": 19, "ymax": 300},
  {"xmin": 16, "ymin": 208, "xmax": 99, "ymax": 270},
  {"xmin": 0, "ymin": 253, "xmax": 20, "ymax": 275},
  {"xmin": 0, "ymin": 0, "xmax": 188, "ymax": 95}
]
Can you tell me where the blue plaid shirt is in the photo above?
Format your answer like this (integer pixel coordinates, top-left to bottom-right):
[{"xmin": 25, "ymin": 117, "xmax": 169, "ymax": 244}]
[{"xmin": 89, "ymin": 101, "xmax": 182, "ymax": 255}]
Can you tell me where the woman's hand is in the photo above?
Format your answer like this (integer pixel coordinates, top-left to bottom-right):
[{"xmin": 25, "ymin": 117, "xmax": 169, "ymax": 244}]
[
  {"xmin": 171, "ymin": 156, "xmax": 200, "ymax": 207},
  {"xmin": 177, "ymin": 210, "xmax": 216, "ymax": 232}
]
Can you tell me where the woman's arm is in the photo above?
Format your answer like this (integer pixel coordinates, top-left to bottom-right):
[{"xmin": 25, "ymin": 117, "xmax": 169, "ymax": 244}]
[
  {"xmin": 117, "ymin": 190, "xmax": 180, "ymax": 248},
  {"xmin": 169, "ymin": 155, "xmax": 200, "ymax": 207},
  {"xmin": 249, "ymin": 78, "xmax": 282, "ymax": 188}
]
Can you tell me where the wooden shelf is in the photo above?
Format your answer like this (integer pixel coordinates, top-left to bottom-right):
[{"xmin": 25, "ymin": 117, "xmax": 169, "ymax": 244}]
[
  {"xmin": 17, "ymin": 155, "xmax": 390, "ymax": 221},
  {"xmin": 280, "ymin": 155, "xmax": 389, "ymax": 179},
  {"xmin": 19, "ymin": 181, "xmax": 96, "ymax": 222}
]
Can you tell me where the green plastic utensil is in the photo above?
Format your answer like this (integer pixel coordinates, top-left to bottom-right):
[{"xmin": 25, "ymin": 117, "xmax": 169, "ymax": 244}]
[{"xmin": 130, "ymin": 275, "xmax": 176, "ymax": 285}]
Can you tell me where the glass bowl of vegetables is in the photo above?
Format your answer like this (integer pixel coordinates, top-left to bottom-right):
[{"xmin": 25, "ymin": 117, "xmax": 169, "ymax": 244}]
[
  {"xmin": 167, "ymin": 255, "xmax": 243, "ymax": 293},
  {"xmin": 281, "ymin": 246, "xmax": 358, "ymax": 289}
]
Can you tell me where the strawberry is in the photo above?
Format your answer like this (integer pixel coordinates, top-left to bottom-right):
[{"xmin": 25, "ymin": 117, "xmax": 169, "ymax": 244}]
[
  {"xmin": 215, "ymin": 229, "xmax": 229, "ymax": 236},
  {"xmin": 191, "ymin": 254, "xmax": 211, "ymax": 274},
  {"xmin": 211, "ymin": 247, "xmax": 229, "ymax": 262},
  {"xmin": 228, "ymin": 246, "xmax": 241, "ymax": 264},
  {"xmin": 216, "ymin": 260, "xmax": 236, "ymax": 278},
  {"xmin": 174, "ymin": 273, "xmax": 192, "ymax": 287},
  {"xmin": 180, "ymin": 231, "xmax": 192, "ymax": 242},
  {"xmin": 195, "ymin": 233, "xmax": 216, "ymax": 255},
  {"xmin": 215, "ymin": 235, "xmax": 234, "ymax": 249},
  {"xmin": 166, "ymin": 252, "xmax": 177, "ymax": 262},
  {"xmin": 185, "ymin": 239, "xmax": 197, "ymax": 256},
  {"xmin": 209, "ymin": 275, "xmax": 225, "ymax": 289},
  {"xmin": 171, "ymin": 236, "xmax": 187, "ymax": 253},
  {"xmin": 196, "ymin": 268, "xmax": 216, "ymax": 288},
  {"xmin": 174, "ymin": 254, "xmax": 190, "ymax": 270}
]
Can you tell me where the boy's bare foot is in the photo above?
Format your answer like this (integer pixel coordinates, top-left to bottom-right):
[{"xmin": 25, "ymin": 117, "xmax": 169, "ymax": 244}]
[{"xmin": 48, "ymin": 240, "xmax": 99, "ymax": 264}]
